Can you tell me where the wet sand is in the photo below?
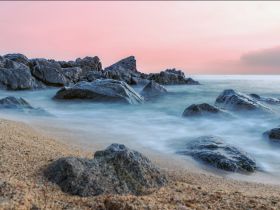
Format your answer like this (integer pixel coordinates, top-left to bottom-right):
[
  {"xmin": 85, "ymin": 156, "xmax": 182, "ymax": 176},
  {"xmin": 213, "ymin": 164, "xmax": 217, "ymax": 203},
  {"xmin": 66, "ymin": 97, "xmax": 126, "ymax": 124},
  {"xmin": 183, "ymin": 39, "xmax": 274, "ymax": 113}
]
[{"xmin": 1, "ymin": 118, "xmax": 280, "ymax": 209}]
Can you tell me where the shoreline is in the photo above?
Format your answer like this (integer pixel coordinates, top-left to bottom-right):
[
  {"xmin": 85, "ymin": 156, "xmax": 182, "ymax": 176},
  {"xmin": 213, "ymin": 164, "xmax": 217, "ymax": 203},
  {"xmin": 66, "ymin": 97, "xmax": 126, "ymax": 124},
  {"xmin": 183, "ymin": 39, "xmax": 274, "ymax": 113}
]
[{"xmin": 1, "ymin": 118, "xmax": 280, "ymax": 209}]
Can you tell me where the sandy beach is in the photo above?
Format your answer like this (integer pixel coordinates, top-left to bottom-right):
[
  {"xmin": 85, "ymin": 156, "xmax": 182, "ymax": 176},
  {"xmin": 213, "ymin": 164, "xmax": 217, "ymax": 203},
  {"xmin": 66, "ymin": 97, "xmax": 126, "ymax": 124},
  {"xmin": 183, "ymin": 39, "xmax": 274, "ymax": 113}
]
[{"xmin": 1, "ymin": 118, "xmax": 280, "ymax": 210}]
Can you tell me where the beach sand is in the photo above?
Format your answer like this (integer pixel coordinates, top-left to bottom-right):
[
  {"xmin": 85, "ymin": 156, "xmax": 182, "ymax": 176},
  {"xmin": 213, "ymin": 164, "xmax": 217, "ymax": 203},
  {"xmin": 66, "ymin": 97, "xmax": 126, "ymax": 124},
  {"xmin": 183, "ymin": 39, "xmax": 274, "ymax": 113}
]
[{"xmin": 1, "ymin": 119, "xmax": 280, "ymax": 210}]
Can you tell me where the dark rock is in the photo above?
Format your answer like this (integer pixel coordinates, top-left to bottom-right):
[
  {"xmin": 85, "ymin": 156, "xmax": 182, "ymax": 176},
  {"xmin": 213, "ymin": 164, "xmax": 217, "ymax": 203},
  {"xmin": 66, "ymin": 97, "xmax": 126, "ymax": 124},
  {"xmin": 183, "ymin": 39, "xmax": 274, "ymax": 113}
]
[
  {"xmin": 250, "ymin": 93, "xmax": 280, "ymax": 105},
  {"xmin": 177, "ymin": 136, "xmax": 256, "ymax": 173},
  {"xmin": 82, "ymin": 71, "xmax": 106, "ymax": 82},
  {"xmin": 215, "ymin": 89, "xmax": 270, "ymax": 113},
  {"xmin": 140, "ymin": 80, "xmax": 167, "ymax": 99},
  {"xmin": 182, "ymin": 103, "xmax": 231, "ymax": 118},
  {"xmin": 0, "ymin": 57, "xmax": 44, "ymax": 90},
  {"xmin": 263, "ymin": 128, "xmax": 280, "ymax": 142},
  {"xmin": 0, "ymin": 96, "xmax": 49, "ymax": 115},
  {"xmin": 104, "ymin": 56, "xmax": 141, "ymax": 85},
  {"xmin": 3, "ymin": 53, "xmax": 29, "ymax": 65},
  {"xmin": 105, "ymin": 56, "xmax": 137, "ymax": 72},
  {"xmin": 44, "ymin": 143, "xmax": 167, "ymax": 196},
  {"xmin": 30, "ymin": 59, "xmax": 68, "ymax": 86},
  {"xmin": 54, "ymin": 79, "xmax": 144, "ymax": 104},
  {"xmin": 75, "ymin": 56, "xmax": 102, "ymax": 72},
  {"xmin": 148, "ymin": 69, "xmax": 200, "ymax": 85},
  {"xmin": 61, "ymin": 67, "xmax": 83, "ymax": 83}
]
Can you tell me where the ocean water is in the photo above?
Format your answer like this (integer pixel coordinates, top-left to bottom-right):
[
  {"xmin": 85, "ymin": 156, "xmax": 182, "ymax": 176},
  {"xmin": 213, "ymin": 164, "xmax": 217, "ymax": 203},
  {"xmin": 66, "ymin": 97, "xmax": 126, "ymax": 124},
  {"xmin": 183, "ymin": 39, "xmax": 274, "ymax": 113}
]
[{"xmin": 1, "ymin": 75, "xmax": 280, "ymax": 179}]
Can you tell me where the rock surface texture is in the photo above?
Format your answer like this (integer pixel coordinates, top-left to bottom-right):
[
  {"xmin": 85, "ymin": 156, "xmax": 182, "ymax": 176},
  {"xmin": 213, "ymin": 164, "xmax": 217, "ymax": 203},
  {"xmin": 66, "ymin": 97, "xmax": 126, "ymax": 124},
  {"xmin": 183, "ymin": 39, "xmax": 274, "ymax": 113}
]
[
  {"xmin": 177, "ymin": 136, "xmax": 257, "ymax": 173},
  {"xmin": 148, "ymin": 69, "xmax": 200, "ymax": 85},
  {"xmin": 215, "ymin": 89, "xmax": 270, "ymax": 113},
  {"xmin": 44, "ymin": 143, "xmax": 167, "ymax": 196},
  {"xmin": 182, "ymin": 103, "xmax": 230, "ymax": 118},
  {"xmin": 263, "ymin": 128, "xmax": 280, "ymax": 142},
  {"xmin": 54, "ymin": 79, "xmax": 144, "ymax": 104},
  {"xmin": 140, "ymin": 80, "xmax": 167, "ymax": 99}
]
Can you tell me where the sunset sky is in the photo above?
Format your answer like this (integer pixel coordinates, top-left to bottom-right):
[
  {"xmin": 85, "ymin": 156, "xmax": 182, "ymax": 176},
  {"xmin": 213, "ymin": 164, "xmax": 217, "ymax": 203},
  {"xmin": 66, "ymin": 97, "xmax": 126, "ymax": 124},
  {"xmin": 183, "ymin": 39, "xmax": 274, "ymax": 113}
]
[{"xmin": 0, "ymin": 1, "xmax": 280, "ymax": 74}]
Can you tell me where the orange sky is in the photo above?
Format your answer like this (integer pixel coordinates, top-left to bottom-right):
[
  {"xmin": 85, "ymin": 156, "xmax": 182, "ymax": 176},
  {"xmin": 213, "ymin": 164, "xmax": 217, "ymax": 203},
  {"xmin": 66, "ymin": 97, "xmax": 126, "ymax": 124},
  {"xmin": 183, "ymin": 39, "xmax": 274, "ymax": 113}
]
[{"xmin": 1, "ymin": 1, "xmax": 280, "ymax": 74}]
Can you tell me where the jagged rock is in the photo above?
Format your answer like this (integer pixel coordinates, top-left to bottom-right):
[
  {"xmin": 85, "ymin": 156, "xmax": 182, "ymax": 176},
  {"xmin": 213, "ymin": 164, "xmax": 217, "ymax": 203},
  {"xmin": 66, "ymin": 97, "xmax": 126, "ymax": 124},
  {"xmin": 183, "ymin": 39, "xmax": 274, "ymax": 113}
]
[
  {"xmin": 30, "ymin": 59, "xmax": 68, "ymax": 86},
  {"xmin": 61, "ymin": 67, "xmax": 83, "ymax": 83},
  {"xmin": 215, "ymin": 89, "xmax": 271, "ymax": 113},
  {"xmin": 75, "ymin": 56, "xmax": 102, "ymax": 72},
  {"xmin": 182, "ymin": 103, "xmax": 231, "ymax": 118},
  {"xmin": 0, "ymin": 56, "xmax": 44, "ymax": 90},
  {"xmin": 263, "ymin": 128, "xmax": 280, "ymax": 142},
  {"xmin": 0, "ymin": 96, "xmax": 49, "ymax": 115},
  {"xmin": 44, "ymin": 143, "xmax": 167, "ymax": 196},
  {"xmin": 3, "ymin": 53, "xmax": 29, "ymax": 65},
  {"xmin": 148, "ymin": 69, "xmax": 200, "ymax": 85},
  {"xmin": 140, "ymin": 80, "xmax": 167, "ymax": 99},
  {"xmin": 104, "ymin": 56, "xmax": 141, "ymax": 85},
  {"xmin": 54, "ymin": 79, "xmax": 144, "ymax": 104},
  {"xmin": 250, "ymin": 93, "xmax": 280, "ymax": 105},
  {"xmin": 177, "ymin": 136, "xmax": 256, "ymax": 173}
]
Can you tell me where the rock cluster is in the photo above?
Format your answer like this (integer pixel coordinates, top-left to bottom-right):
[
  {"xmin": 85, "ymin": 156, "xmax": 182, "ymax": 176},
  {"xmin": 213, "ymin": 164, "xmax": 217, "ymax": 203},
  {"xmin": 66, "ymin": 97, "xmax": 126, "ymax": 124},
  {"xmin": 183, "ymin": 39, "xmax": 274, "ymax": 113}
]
[
  {"xmin": 44, "ymin": 144, "xmax": 167, "ymax": 197},
  {"xmin": 0, "ymin": 53, "xmax": 198, "ymax": 90}
]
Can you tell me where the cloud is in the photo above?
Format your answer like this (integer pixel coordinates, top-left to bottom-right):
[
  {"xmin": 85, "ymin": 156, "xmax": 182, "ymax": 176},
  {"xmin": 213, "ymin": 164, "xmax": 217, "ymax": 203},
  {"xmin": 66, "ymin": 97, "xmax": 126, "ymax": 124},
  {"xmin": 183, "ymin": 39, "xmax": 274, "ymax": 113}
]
[{"xmin": 240, "ymin": 46, "xmax": 280, "ymax": 67}]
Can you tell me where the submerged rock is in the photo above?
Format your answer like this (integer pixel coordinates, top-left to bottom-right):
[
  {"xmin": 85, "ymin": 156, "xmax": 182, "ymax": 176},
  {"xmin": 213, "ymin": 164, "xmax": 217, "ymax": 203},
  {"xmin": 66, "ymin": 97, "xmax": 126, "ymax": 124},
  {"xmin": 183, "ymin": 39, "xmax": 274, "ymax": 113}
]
[
  {"xmin": 30, "ymin": 59, "xmax": 68, "ymax": 86},
  {"xmin": 140, "ymin": 80, "xmax": 167, "ymax": 99},
  {"xmin": 250, "ymin": 93, "xmax": 280, "ymax": 105},
  {"xmin": 263, "ymin": 128, "xmax": 280, "ymax": 142},
  {"xmin": 182, "ymin": 103, "xmax": 231, "ymax": 118},
  {"xmin": 215, "ymin": 89, "xmax": 270, "ymax": 113},
  {"xmin": 0, "ymin": 96, "xmax": 49, "ymax": 115},
  {"xmin": 148, "ymin": 68, "xmax": 200, "ymax": 85},
  {"xmin": 54, "ymin": 79, "xmax": 144, "ymax": 104},
  {"xmin": 177, "ymin": 136, "xmax": 256, "ymax": 173},
  {"xmin": 44, "ymin": 143, "xmax": 167, "ymax": 196}
]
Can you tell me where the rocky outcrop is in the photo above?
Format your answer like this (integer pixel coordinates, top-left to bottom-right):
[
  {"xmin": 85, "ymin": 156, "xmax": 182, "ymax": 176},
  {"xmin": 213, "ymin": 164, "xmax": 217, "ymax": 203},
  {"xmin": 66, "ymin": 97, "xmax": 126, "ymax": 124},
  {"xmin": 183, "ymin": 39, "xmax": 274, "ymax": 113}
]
[
  {"xmin": 148, "ymin": 69, "xmax": 200, "ymax": 85},
  {"xmin": 177, "ymin": 136, "xmax": 256, "ymax": 173},
  {"xmin": 0, "ymin": 96, "xmax": 48, "ymax": 115},
  {"xmin": 263, "ymin": 128, "xmax": 280, "ymax": 142},
  {"xmin": 44, "ymin": 143, "xmax": 167, "ymax": 196},
  {"xmin": 250, "ymin": 93, "xmax": 280, "ymax": 105},
  {"xmin": 54, "ymin": 79, "xmax": 144, "ymax": 104},
  {"xmin": 140, "ymin": 80, "xmax": 167, "ymax": 99},
  {"xmin": 215, "ymin": 89, "xmax": 271, "ymax": 113},
  {"xmin": 182, "ymin": 103, "xmax": 231, "ymax": 118},
  {"xmin": 0, "ymin": 56, "xmax": 44, "ymax": 90},
  {"xmin": 30, "ymin": 59, "xmax": 68, "ymax": 86},
  {"xmin": 104, "ymin": 56, "xmax": 144, "ymax": 85}
]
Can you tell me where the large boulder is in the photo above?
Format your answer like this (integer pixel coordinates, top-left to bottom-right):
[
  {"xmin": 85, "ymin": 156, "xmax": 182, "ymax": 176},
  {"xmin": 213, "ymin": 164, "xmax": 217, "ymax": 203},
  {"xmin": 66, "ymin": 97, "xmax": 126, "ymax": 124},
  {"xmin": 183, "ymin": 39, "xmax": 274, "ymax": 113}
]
[
  {"xmin": 177, "ymin": 136, "xmax": 256, "ymax": 173},
  {"xmin": 263, "ymin": 128, "xmax": 280, "ymax": 142},
  {"xmin": 104, "ymin": 56, "xmax": 144, "ymax": 85},
  {"xmin": 75, "ymin": 56, "xmax": 102, "ymax": 73},
  {"xmin": 140, "ymin": 80, "xmax": 167, "ymax": 99},
  {"xmin": 44, "ymin": 144, "xmax": 167, "ymax": 196},
  {"xmin": 148, "ymin": 69, "xmax": 200, "ymax": 85},
  {"xmin": 250, "ymin": 93, "xmax": 280, "ymax": 105},
  {"xmin": 30, "ymin": 59, "xmax": 68, "ymax": 86},
  {"xmin": 0, "ymin": 56, "xmax": 44, "ymax": 90},
  {"xmin": 0, "ymin": 96, "xmax": 49, "ymax": 115},
  {"xmin": 215, "ymin": 89, "xmax": 271, "ymax": 113},
  {"xmin": 182, "ymin": 103, "xmax": 231, "ymax": 118},
  {"xmin": 54, "ymin": 79, "xmax": 144, "ymax": 104}
]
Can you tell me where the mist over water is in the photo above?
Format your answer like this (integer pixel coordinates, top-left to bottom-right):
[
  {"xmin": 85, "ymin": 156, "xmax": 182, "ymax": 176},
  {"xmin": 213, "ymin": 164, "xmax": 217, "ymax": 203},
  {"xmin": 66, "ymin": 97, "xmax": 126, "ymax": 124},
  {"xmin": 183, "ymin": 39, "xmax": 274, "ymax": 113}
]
[{"xmin": 1, "ymin": 75, "xmax": 280, "ymax": 180}]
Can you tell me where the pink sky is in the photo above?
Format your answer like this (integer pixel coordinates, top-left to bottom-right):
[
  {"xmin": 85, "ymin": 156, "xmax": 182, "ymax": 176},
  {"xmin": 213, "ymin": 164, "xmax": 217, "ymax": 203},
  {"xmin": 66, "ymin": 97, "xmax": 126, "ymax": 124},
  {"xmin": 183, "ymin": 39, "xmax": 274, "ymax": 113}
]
[{"xmin": 1, "ymin": 1, "xmax": 280, "ymax": 74}]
